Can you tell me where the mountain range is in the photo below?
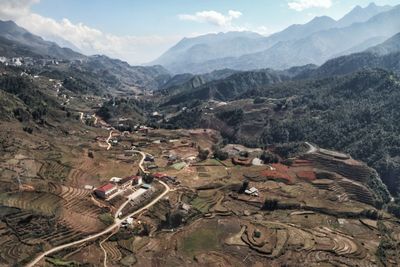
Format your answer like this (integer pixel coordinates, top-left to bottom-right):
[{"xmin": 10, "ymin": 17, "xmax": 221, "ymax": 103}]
[
  {"xmin": 159, "ymin": 30, "xmax": 400, "ymax": 106},
  {"xmin": 0, "ymin": 20, "xmax": 84, "ymax": 60},
  {"xmin": 0, "ymin": 20, "xmax": 171, "ymax": 92},
  {"xmin": 152, "ymin": 3, "xmax": 396, "ymax": 74}
]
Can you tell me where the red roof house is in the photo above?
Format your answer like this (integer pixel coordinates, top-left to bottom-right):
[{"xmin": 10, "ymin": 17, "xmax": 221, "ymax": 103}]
[{"xmin": 95, "ymin": 183, "xmax": 118, "ymax": 199}]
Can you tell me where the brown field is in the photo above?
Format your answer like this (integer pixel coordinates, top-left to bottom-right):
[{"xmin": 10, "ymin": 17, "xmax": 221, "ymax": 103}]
[{"xmin": 1, "ymin": 114, "xmax": 400, "ymax": 266}]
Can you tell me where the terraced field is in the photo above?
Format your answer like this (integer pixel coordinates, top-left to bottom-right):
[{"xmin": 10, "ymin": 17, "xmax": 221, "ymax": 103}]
[
  {"xmin": 0, "ymin": 192, "xmax": 63, "ymax": 216},
  {"xmin": 190, "ymin": 190, "xmax": 221, "ymax": 213},
  {"xmin": 102, "ymin": 241, "xmax": 122, "ymax": 262},
  {"xmin": 0, "ymin": 181, "xmax": 107, "ymax": 265},
  {"xmin": 235, "ymin": 220, "xmax": 375, "ymax": 265},
  {"xmin": 38, "ymin": 161, "xmax": 71, "ymax": 182}
]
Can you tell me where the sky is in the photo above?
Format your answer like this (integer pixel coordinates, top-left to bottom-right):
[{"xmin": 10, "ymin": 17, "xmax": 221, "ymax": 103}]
[{"xmin": 0, "ymin": 0, "xmax": 398, "ymax": 64}]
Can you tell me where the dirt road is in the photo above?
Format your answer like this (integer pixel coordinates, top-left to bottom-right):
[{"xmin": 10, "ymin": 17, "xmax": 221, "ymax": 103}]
[
  {"xmin": 26, "ymin": 150, "xmax": 170, "ymax": 267},
  {"xmin": 106, "ymin": 130, "xmax": 113, "ymax": 150}
]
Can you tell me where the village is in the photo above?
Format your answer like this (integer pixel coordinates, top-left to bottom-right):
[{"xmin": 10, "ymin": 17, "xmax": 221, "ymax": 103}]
[{"xmin": 1, "ymin": 104, "xmax": 397, "ymax": 266}]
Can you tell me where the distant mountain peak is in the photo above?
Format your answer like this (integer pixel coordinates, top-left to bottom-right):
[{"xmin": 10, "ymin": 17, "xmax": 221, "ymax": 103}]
[
  {"xmin": 337, "ymin": 2, "xmax": 392, "ymax": 28},
  {"xmin": 0, "ymin": 19, "xmax": 84, "ymax": 60},
  {"xmin": 312, "ymin": 15, "xmax": 335, "ymax": 21}
]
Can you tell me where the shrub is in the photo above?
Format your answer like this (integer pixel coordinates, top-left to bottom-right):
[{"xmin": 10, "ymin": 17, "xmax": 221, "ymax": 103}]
[
  {"xmin": 214, "ymin": 149, "xmax": 229, "ymax": 161},
  {"xmin": 198, "ymin": 148, "xmax": 210, "ymax": 161},
  {"xmin": 260, "ymin": 151, "xmax": 279, "ymax": 164},
  {"xmin": 23, "ymin": 126, "xmax": 33, "ymax": 134},
  {"xmin": 99, "ymin": 213, "xmax": 114, "ymax": 225}
]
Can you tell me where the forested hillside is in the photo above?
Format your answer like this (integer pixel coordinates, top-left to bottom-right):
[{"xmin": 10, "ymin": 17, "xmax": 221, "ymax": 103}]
[
  {"xmin": 245, "ymin": 70, "xmax": 400, "ymax": 196},
  {"xmin": 160, "ymin": 69, "xmax": 400, "ymax": 198}
]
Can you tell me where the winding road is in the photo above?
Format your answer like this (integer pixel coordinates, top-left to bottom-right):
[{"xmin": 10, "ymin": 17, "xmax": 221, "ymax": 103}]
[
  {"xmin": 26, "ymin": 150, "xmax": 170, "ymax": 267},
  {"xmin": 105, "ymin": 130, "xmax": 113, "ymax": 150},
  {"xmin": 305, "ymin": 142, "xmax": 318, "ymax": 154}
]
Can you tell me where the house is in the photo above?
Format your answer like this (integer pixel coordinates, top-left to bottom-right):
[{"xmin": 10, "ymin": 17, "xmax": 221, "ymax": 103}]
[
  {"xmin": 130, "ymin": 176, "xmax": 143, "ymax": 185},
  {"xmin": 147, "ymin": 164, "xmax": 158, "ymax": 170},
  {"xmin": 117, "ymin": 176, "xmax": 134, "ymax": 189},
  {"xmin": 151, "ymin": 111, "xmax": 162, "ymax": 118},
  {"xmin": 110, "ymin": 177, "xmax": 122, "ymax": 183},
  {"xmin": 245, "ymin": 187, "xmax": 259, "ymax": 197},
  {"xmin": 84, "ymin": 185, "xmax": 94, "ymax": 190},
  {"xmin": 153, "ymin": 173, "xmax": 167, "ymax": 179},
  {"xmin": 95, "ymin": 183, "xmax": 118, "ymax": 199}
]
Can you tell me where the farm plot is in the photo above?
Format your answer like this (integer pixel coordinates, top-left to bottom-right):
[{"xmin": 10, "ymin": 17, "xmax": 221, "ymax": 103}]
[{"xmin": 38, "ymin": 160, "xmax": 71, "ymax": 182}]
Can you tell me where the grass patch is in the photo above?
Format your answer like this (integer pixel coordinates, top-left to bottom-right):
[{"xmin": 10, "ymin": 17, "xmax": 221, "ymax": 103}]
[
  {"xmin": 98, "ymin": 212, "xmax": 114, "ymax": 225},
  {"xmin": 190, "ymin": 190, "xmax": 217, "ymax": 213},
  {"xmin": 181, "ymin": 225, "xmax": 221, "ymax": 257}
]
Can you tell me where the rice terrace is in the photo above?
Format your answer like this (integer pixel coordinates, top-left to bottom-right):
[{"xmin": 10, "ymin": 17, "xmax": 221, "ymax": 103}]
[{"xmin": 1, "ymin": 0, "xmax": 400, "ymax": 266}]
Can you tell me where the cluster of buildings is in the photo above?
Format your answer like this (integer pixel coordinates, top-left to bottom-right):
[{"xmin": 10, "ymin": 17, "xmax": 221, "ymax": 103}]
[
  {"xmin": 94, "ymin": 175, "xmax": 143, "ymax": 199},
  {"xmin": 0, "ymin": 56, "xmax": 62, "ymax": 67}
]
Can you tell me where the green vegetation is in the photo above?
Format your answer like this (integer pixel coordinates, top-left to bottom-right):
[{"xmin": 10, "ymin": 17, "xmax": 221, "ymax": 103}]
[
  {"xmin": 99, "ymin": 213, "xmax": 114, "ymax": 226},
  {"xmin": 260, "ymin": 151, "xmax": 279, "ymax": 164},
  {"xmin": 97, "ymin": 98, "xmax": 145, "ymax": 127},
  {"xmin": 181, "ymin": 226, "xmax": 221, "ymax": 257},
  {"xmin": 197, "ymin": 147, "xmax": 210, "ymax": 161},
  {"xmin": 0, "ymin": 75, "xmax": 57, "ymax": 123},
  {"xmin": 216, "ymin": 108, "xmax": 244, "ymax": 126},
  {"xmin": 190, "ymin": 191, "xmax": 217, "ymax": 213},
  {"xmin": 213, "ymin": 148, "xmax": 229, "ymax": 161},
  {"xmin": 163, "ymin": 69, "xmax": 399, "ymax": 204}
]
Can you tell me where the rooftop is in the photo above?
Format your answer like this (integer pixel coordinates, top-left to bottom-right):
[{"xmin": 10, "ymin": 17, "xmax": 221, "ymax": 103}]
[{"xmin": 96, "ymin": 183, "xmax": 116, "ymax": 192}]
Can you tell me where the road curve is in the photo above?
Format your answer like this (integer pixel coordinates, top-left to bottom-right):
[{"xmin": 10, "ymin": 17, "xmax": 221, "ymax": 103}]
[
  {"xmin": 105, "ymin": 130, "xmax": 113, "ymax": 150},
  {"xmin": 305, "ymin": 142, "xmax": 318, "ymax": 154},
  {"xmin": 114, "ymin": 150, "xmax": 147, "ymax": 219},
  {"xmin": 26, "ymin": 151, "xmax": 170, "ymax": 267}
]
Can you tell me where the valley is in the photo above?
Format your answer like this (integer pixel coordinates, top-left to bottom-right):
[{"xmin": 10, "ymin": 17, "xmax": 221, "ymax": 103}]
[{"xmin": 1, "ymin": 2, "xmax": 400, "ymax": 266}]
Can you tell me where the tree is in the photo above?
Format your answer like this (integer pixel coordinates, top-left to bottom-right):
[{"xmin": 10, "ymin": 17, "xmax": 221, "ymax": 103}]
[
  {"xmin": 98, "ymin": 213, "xmax": 114, "ymax": 225},
  {"xmin": 262, "ymin": 199, "xmax": 279, "ymax": 211},
  {"xmin": 260, "ymin": 151, "xmax": 279, "ymax": 164},
  {"xmin": 213, "ymin": 148, "xmax": 229, "ymax": 161},
  {"xmin": 238, "ymin": 180, "xmax": 249, "ymax": 194},
  {"xmin": 143, "ymin": 173, "xmax": 154, "ymax": 184},
  {"xmin": 23, "ymin": 127, "xmax": 33, "ymax": 134},
  {"xmin": 253, "ymin": 97, "xmax": 265, "ymax": 104},
  {"xmin": 198, "ymin": 148, "xmax": 210, "ymax": 161}
]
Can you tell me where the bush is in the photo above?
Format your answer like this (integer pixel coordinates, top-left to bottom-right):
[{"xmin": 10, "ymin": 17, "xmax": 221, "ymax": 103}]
[
  {"xmin": 23, "ymin": 126, "xmax": 33, "ymax": 134},
  {"xmin": 238, "ymin": 180, "xmax": 249, "ymax": 194},
  {"xmin": 143, "ymin": 173, "xmax": 154, "ymax": 184},
  {"xmin": 260, "ymin": 151, "xmax": 279, "ymax": 164},
  {"xmin": 198, "ymin": 148, "xmax": 210, "ymax": 161},
  {"xmin": 262, "ymin": 199, "xmax": 279, "ymax": 211},
  {"xmin": 253, "ymin": 97, "xmax": 265, "ymax": 104},
  {"xmin": 214, "ymin": 149, "xmax": 229, "ymax": 161},
  {"xmin": 387, "ymin": 203, "xmax": 400, "ymax": 218},
  {"xmin": 99, "ymin": 213, "xmax": 114, "ymax": 225},
  {"xmin": 216, "ymin": 109, "xmax": 244, "ymax": 126}
]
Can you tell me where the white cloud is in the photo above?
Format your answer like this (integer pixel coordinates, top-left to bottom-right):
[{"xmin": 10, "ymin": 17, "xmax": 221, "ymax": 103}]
[
  {"xmin": 178, "ymin": 10, "xmax": 242, "ymax": 27},
  {"xmin": 0, "ymin": 0, "xmax": 38, "ymax": 20},
  {"xmin": 0, "ymin": 2, "xmax": 269, "ymax": 63},
  {"xmin": 255, "ymin": 26, "xmax": 270, "ymax": 35},
  {"xmin": 288, "ymin": 0, "xmax": 332, "ymax": 11},
  {"xmin": 0, "ymin": 0, "xmax": 180, "ymax": 64}
]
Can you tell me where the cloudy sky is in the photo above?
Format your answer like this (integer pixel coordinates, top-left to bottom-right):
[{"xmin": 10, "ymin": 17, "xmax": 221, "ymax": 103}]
[{"xmin": 0, "ymin": 0, "xmax": 398, "ymax": 64}]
